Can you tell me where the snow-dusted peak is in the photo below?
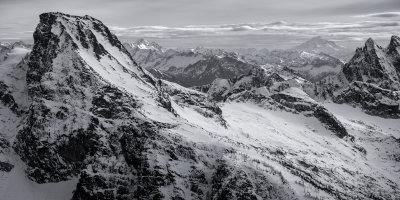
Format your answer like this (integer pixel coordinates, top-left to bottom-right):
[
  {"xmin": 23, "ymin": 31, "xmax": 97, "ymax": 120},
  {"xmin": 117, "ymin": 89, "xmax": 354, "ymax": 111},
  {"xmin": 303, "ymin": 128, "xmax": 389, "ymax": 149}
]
[
  {"xmin": 128, "ymin": 38, "xmax": 164, "ymax": 52},
  {"xmin": 292, "ymin": 36, "xmax": 344, "ymax": 52},
  {"xmin": 34, "ymin": 12, "xmax": 148, "ymax": 76},
  {"xmin": 27, "ymin": 12, "xmax": 165, "ymax": 105}
]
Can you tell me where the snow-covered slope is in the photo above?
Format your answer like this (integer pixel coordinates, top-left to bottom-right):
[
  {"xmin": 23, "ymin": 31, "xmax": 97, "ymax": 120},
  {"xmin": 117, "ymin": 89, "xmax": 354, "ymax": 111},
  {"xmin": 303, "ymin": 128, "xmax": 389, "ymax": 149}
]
[
  {"xmin": 204, "ymin": 64, "xmax": 400, "ymax": 199},
  {"xmin": 0, "ymin": 12, "xmax": 399, "ymax": 200}
]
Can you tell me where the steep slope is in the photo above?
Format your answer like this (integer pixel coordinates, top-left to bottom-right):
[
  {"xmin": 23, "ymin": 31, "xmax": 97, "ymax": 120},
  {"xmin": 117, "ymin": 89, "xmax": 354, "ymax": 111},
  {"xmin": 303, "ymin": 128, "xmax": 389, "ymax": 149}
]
[
  {"xmin": 205, "ymin": 65, "xmax": 400, "ymax": 199},
  {"xmin": 0, "ymin": 12, "xmax": 399, "ymax": 200}
]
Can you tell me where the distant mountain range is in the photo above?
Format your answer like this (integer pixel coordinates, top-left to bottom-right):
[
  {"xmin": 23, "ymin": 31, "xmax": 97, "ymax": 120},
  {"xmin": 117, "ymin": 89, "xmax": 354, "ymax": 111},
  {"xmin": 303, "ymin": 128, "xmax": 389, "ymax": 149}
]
[{"xmin": 124, "ymin": 36, "xmax": 352, "ymax": 86}]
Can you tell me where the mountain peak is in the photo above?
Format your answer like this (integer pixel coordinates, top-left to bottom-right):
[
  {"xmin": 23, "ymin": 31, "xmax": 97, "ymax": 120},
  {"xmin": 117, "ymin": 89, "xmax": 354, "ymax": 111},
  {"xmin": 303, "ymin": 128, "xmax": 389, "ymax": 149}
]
[
  {"xmin": 28, "ymin": 12, "xmax": 148, "ymax": 95},
  {"xmin": 343, "ymin": 36, "xmax": 400, "ymax": 90},
  {"xmin": 365, "ymin": 37, "xmax": 376, "ymax": 50},
  {"xmin": 302, "ymin": 36, "xmax": 337, "ymax": 47},
  {"xmin": 388, "ymin": 35, "xmax": 400, "ymax": 51},
  {"xmin": 291, "ymin": 36, "xmax": 345, "ymax": 55},
  {"xmin": 130, "ymin": 38, "xmax": 163, "ymax": 51},
  {"xmin": 135, "ymin": 38, "xmax": 149, "ymax": 45}
]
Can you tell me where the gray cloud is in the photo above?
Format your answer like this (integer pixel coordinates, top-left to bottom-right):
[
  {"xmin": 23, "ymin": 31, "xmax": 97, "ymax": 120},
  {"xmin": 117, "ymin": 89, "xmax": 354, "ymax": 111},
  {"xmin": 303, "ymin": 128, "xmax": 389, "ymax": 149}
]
[
  {"xmin": 0, "ymin": 0, "xmax": 399, "ymax": 49},
  {"xmin": 111, "ymin": 20, "xmax": 400, "ymax": 48},
  {"xmin": 355, "ymin": 12, "xmax": 400, "ymax": 18},
  {"xmin": 313, "ymin": 0, "xmax": 400, "ymax": 15}
]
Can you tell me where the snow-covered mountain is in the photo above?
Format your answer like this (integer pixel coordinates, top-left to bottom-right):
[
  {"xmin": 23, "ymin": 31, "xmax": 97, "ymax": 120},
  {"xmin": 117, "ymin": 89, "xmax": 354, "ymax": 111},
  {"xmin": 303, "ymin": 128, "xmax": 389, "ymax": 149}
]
[
  {"xmin": 315, "ymin": 36, "xmax": 400, "ymax": 118},
  {"xmin": 124, "ymin": 40, "xmax": 256, "ymax": 87},
  {"xmin": 0, "ymin": 12, "xmax": 399, "ymax": 200},
  {"xmin": 343, "ymin": 37, "xmax": 400, "ymax": 90},
  {"xmin": 292, "ymin": 36, "xmax": 343, "ymax": 53},
  {"xmin": 291, "ymin": 36, "xmax": 353, "ymax": 61}
]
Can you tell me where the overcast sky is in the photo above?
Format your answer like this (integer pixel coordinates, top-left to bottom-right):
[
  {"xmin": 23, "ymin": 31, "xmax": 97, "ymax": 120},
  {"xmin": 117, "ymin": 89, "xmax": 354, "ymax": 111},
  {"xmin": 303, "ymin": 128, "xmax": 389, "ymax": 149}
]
[{"xmin": 1, "ymin": 0, "xmax": 400, "ymax": 49}]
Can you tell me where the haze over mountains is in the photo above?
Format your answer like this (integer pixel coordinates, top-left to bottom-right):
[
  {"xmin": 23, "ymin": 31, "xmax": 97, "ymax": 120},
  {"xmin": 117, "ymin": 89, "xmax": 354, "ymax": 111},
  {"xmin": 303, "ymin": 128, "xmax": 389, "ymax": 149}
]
[{"xmin": 0, "ymin": 12, "xmax": 399, "ymax": 200}]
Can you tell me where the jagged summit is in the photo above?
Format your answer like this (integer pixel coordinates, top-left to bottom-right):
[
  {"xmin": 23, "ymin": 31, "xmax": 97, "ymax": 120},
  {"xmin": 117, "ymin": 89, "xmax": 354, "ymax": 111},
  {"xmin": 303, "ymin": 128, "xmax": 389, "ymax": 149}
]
[
  {"xmin": 364, "ymin": 37, "xmax": 378, "ymax": 50},
  {"xmin": 342, "ymin": 36, "xmax": 400, "ymax": 90},
  {"xmin": 128, "ymin": 38, "xmax": 164, "ymax": 52},
  {"xmin": 36, "ymin": 12, "xmax": 133, "ymax": 62},
  {"xmin": 29, "ymin": 12, "xmax": 157, "ymax": 97},
  {"xmin": 388, "ymin": 35, "xmax": 400, "ymax": 53},
  {"xmin": 316, "ymin": 36, "xmax": 400, "ymax": 118}
]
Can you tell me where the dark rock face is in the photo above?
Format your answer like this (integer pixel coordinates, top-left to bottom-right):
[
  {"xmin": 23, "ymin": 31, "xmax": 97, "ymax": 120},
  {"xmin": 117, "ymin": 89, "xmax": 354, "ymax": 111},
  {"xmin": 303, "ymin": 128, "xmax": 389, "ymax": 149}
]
[
  {"xmin": 0, "ymin": 161, "xmax": 13, "ymax": 172},
  {"xmin": 271, "ymin": 93, "xmax": 348, "ymax": 138},
  {"xmin": 27, "ymin": 13, "xmax": 61, "ymax": 97},
  {"xmin": 315, "ymin": 36, "xmax": 400, "ymax": 118},
  {"xmin": 313, "ymin": 106, "xmax": 348, "ymax": 138},
  {"xmin": 72, "ymin": 122, "xmax": 172, "ymax": 200},
  {"xmin": 14, "ymin": 101, "xmax": 103, "ymax": 183},
  {"xmin": 210, "ymin": 162, "xmax": 296, "ymax": 200},
  {"xmin": 334, "ymin": 81, "xmax": 400, "ymax": 118},
  {"xmin": 0, "ymin": 135, "xmax": 13, "ymax": 172},
  {"xmin": 0, "ymin": 81, "xmax": 19, "ymax": 114},
  {"xmin": 91, "ymin": 85, "xmax": 138, "ymax": 119},
  {"xmin": 342, "ymin": 38, "xmax": 400, "ymax": 90}
]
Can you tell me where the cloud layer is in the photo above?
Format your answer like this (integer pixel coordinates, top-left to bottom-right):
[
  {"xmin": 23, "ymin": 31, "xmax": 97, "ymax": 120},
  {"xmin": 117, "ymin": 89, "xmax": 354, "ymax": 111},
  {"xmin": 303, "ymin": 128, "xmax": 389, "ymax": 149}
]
[
  {"xmin": 111, "ymin": 20, "xmax": 400, "ymax": 49},
  {"xmin": 0, "ymin": 0, "xmax": 399, "ymax": 49},
  {"xmin": 355, "ymin": 12, "xmax": 400, "ymax": 18}
]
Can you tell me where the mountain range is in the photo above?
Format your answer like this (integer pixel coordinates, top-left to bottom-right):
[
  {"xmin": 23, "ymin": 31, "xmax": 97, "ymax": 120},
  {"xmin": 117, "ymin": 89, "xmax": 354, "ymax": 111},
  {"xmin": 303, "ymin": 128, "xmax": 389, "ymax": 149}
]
[
  {"xmin": 124, "ymin": 36, "xmax": 351, "ymax": 86},
  {"xmin": 0, "ymin": 12, "xmax": 399, "ymax": 200}
]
